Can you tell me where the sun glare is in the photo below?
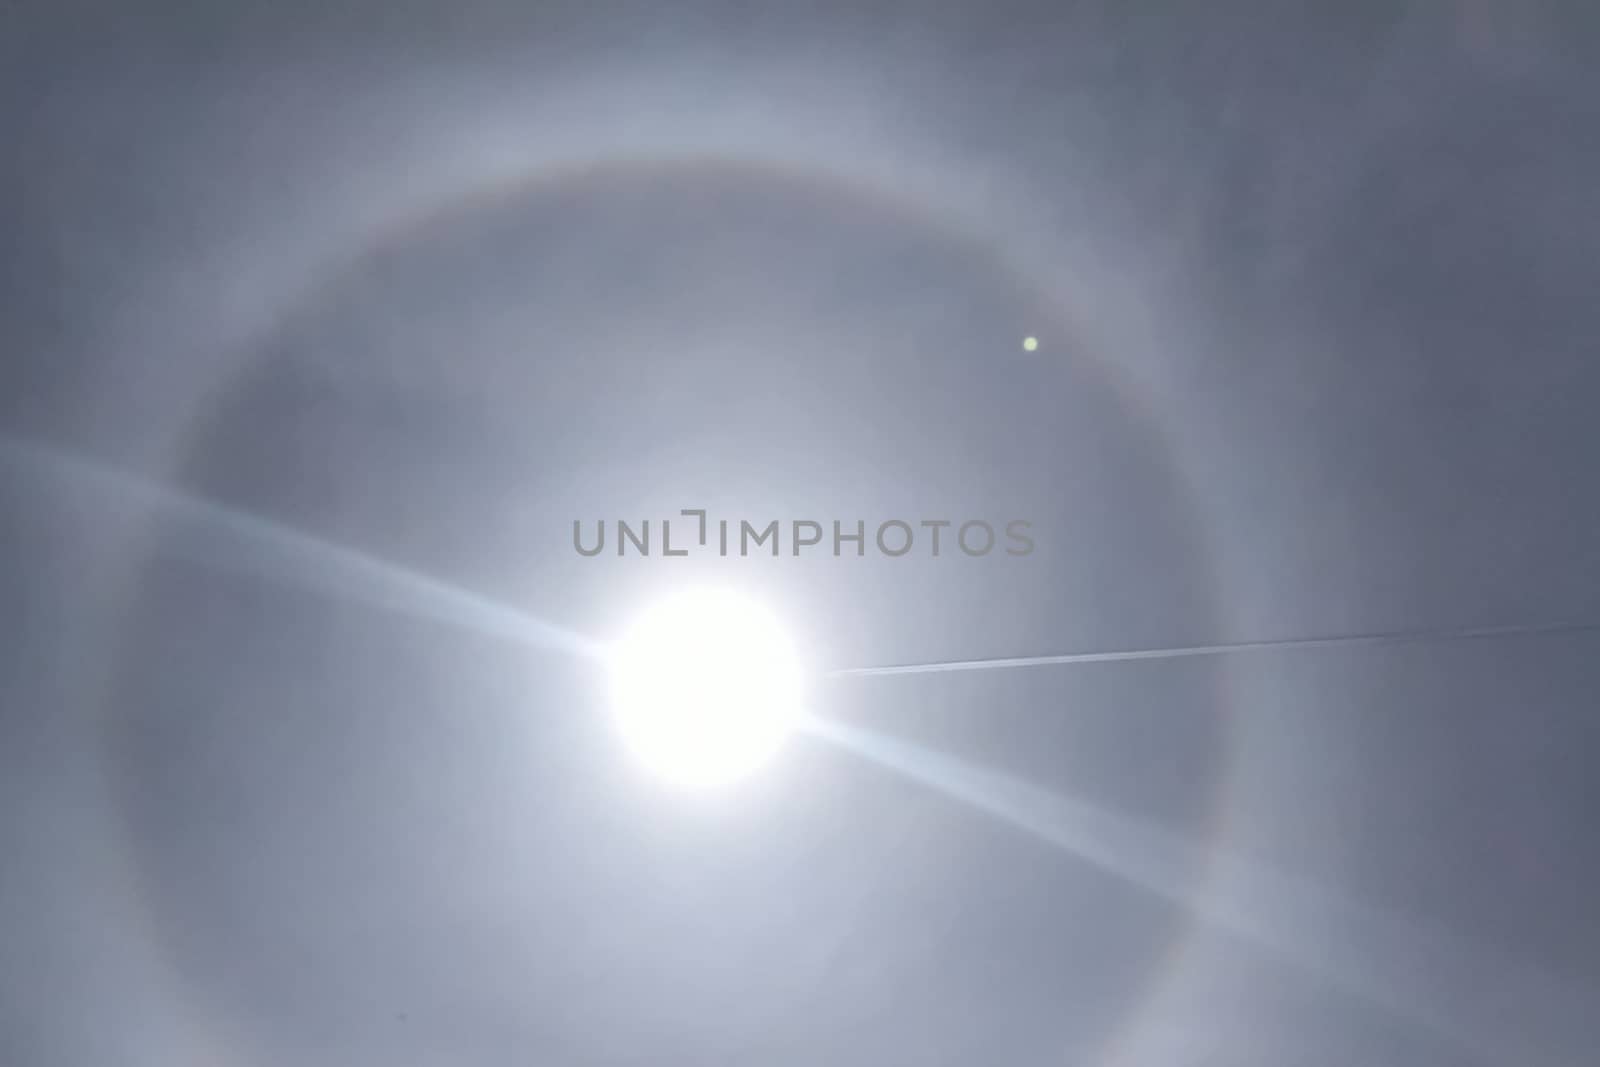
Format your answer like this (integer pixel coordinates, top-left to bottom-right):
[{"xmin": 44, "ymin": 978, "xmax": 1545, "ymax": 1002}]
[{"xmin": 608, "ymin": 587, "xmax": 804, "ymax": 787}]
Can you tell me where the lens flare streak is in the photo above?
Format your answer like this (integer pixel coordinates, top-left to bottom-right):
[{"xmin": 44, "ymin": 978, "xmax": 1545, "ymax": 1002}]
[
  {"xmin": 806, "ymin": 717, "xmax": 1600, "ymax": 1067},
  {"xmin": 1, "ymin": 440, "xmax": 599, "ymax": 660}
]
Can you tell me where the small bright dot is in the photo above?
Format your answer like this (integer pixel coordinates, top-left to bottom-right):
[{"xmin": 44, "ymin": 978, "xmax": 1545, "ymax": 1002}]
[
  {"xmin": 1022, "ymin": 335, "xmax": 1039, "ymax": 352},
  {"xmin": 608, "ymin": 588, "xmax": 804, "ymax": 788}
]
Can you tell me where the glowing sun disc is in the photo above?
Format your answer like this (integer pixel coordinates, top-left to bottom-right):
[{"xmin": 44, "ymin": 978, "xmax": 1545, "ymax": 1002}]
[{"xmin": 608, "ymin": 588, "xmax": 803, "ymax": 787}]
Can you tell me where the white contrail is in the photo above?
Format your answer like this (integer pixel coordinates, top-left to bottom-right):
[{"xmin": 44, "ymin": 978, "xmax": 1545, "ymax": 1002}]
[{"xmin": 830, "ymin": 620, "xmax": 1600, "ymax": 678}]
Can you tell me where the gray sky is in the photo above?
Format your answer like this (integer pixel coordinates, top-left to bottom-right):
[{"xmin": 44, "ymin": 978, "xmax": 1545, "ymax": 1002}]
[{"xmin": 3, "ymin": 3, "xmax": 1598, "ymax": 1065}]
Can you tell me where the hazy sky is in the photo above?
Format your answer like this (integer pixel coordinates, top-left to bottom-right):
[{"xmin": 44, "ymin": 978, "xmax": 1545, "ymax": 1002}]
[{"xmin": 3, "ymin": 4, "xmax": 1598, "ymax": 1066}]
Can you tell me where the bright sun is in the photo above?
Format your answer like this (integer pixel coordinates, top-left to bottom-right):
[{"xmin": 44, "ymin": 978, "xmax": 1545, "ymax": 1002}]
[{"xmin": 608, "ymin": 587, "xmax": 804, "ymax": 787}]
